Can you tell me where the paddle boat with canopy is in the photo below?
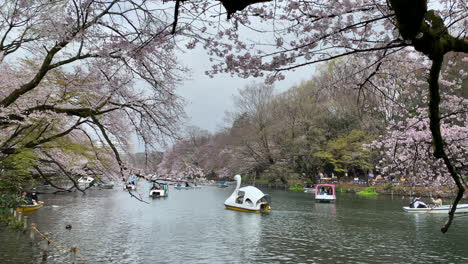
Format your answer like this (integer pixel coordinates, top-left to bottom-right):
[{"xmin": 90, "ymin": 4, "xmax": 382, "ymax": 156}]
[
  {"xmin": 315, "ymin": 184, "xmax": 336, "ymax": 202},
  {"xmin": 224, "ymin": 175, "xmax": 271, "ymax": 213},
  {"xmin": 124, "ymin": 180, "xmax": 137, "ymax": 191},
  {"xmin": 149, "ymin": 180, "xmax": 169, "ymax": 198}
]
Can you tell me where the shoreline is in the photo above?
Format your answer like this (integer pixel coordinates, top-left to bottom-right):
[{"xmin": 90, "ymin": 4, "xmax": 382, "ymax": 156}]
[{"xmin": 245, "ymin": 181, "xmax": 465, "ymax": 199}]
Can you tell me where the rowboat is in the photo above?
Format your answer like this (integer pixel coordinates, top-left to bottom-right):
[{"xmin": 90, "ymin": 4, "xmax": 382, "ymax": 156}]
[
  {"xmin": 174, "ymin": 183, "xmax": 193, "ymax": 190},
  {"xmin": 16, "ymin": 201, "xmax": 44, "ymax": 213},
  {"xmin": 402, "ymin": 204, "xmax": 468, "ymax": 213},
  {"xmin": 224, "ymin": 175, "xmax": 271, "ymax": 213}
]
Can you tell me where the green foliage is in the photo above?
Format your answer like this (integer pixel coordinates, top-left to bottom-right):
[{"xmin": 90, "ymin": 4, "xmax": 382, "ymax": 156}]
[
  {"xmin": 289, "ymin": 183, "xmax": 304, "ymax": 192},
  {"xmin": 0, "ymin": 214, "xmax": 24, "ymax": 230},
  {"xmin": 0, "ymin": 206, "xmax": 23, "ymax": 229},
  {"xmin": 357, "ymin": 187, "xmax": 379, "ymax": 196},
  {"xmin": 0, "ymin": 194, "xmax": 25, "ymax": 210},
  {"xmin": 336, "ymin": 187, "xmax": 345, "ymax": 193},
  {"xmin": 313, "ymin": 129, "xmax": 374, "ymax": 175},
  {"xmin": 384, "ymin": 182, "xmax": 394, "ymax": 191},
  {"xmin": 0, "ymin": 148, "xmax": 38, "ymax": 201}
]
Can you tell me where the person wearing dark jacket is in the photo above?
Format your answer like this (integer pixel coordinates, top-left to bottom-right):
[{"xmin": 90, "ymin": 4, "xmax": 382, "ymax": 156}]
[{"xmin": 410, "ymin": 197, "xmax": 427, "ymax": 208}]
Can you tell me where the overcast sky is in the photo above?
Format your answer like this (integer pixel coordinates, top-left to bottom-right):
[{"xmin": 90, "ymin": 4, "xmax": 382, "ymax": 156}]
[
  {"xmin": 176, "ymin": 46, "xmax": 317, "ymax": 133},
  {"xmin": 133, "ymin": 45, "xmax": 317, "ymax": 152}
]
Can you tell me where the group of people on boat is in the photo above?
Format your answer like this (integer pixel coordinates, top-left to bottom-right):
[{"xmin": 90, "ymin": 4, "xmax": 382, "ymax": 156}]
[
  {"xmin": 318, "ymin": 187, "xmax": 333, "ymax": 195},
  {"xmin": 409, "ymin": 195, "xmax": 443, "ymax": 208},
  {"xmin": 21, "ymin": 191, "xmax": 39, "ymax": 205}
]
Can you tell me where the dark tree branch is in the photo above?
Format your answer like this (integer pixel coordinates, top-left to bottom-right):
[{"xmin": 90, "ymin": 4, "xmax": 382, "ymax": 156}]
[
  {"xmin": 427, "ymin": 56, "xmax": 466, "ymax": 233},
  {"xmin": 219, "ymin": 0, "xmax": 271, "ymax": 19}
]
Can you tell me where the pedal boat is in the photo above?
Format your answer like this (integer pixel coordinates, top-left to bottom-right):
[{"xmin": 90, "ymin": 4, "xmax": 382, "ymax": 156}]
[
  {"xmin": 315, "ymin": 184, "xmax": 336, "ymax": 202},
  {"xmin": 149, "ymin": 181, "xmax": 169, "ymax": 198},
  {"xmin": 224, "ymin": 175, "xmax": 271, "ymax": 213}
]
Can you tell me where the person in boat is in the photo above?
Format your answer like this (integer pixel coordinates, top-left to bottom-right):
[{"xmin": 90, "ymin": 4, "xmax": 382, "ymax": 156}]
[
  {"xmin": 410, "ymin": 197, "xmax": 427, "ymax": 208},
  {"xmin": 151, "ymin": 182, "xmax": 160, "ymax": 190},
  {"xmin": 21, "ymin": 191, "xmax": 35, "ymax": 205},
  {"xmin": 319, "ymin": 188, "xmax": 325, "ymax": 195},
  {"xmin": 431, "ymin": 195, "xmax": 443, "ymax": 207},
  {"xmin": 30, "ymin": 191, "xmax": 38, "ymax": 204}
]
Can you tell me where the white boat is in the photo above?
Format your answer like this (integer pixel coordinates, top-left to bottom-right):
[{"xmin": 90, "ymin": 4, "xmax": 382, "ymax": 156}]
[
  {"xmin": 315, "ymin": 184, "xmax": 336, "ymax": 202},
  {"xmin": 78, "ymin": 176, "xmax": 94, "ymax": 185},
  {"xmin": 304, "ymin": 183, "xmax": 314, "ymax": 193},
  {"xmin": 149, "ymin": 181, "xmax": 169, "ymax": 198},
  {"xmin": 124, "ymin": 183, "xmax": 136, "ymax": 191},
  {"xmin": 224, "ymin": 175, "xmax": 271, "ymax": 213},
  {"xmin": 402, "ymin": 204, "xmax": 468, "ymax": 213}
]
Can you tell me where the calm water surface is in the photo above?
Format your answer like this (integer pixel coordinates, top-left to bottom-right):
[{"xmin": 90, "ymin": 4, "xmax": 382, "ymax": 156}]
[{"xmin": 1, "ymin": 184, "xmax": 468, "ymax": 263}]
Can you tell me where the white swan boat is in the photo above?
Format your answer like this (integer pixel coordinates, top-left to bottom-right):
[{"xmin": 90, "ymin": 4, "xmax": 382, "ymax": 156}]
[
  {"xmin": 224, "ymin": 175, "xmax": 271, "ymax": 213},
  {"xmin": 402, "ymin": 204, "xmax": 468, "ymax": 213}
]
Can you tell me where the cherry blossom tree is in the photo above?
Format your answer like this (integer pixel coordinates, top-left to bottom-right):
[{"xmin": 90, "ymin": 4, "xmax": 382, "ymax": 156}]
[
  {"xmin": 0, "ymin": 1, "xmax": 188, "ymax": 195},
  {"xmin": 371, "ymin": 53, "xmax": 467, "ymax": 192}
]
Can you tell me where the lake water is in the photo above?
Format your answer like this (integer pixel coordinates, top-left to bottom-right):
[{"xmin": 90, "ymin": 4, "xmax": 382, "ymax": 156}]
[{"xmin": 1, "ymin": 184, "xmax": 468, "ymax": 263}]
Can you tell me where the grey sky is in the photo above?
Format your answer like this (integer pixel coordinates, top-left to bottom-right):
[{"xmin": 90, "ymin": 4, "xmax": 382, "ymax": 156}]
[
  {"xmin": 133, "ymin": 44, "xmax": 317, "ymax": 153},
  {"xmin": 176, "ymin": 46, "xmax": 317, "ymax": 133}
]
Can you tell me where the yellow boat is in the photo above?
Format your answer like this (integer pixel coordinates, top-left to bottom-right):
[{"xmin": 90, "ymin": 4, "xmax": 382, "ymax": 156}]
[{"xmin": 16, "ymin": 201, "xmax": 44, "ymax": 213}]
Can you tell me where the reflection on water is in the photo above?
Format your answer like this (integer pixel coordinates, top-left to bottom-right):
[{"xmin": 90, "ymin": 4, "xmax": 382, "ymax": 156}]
[{"xmin": 1, "ymin": 185, "xmax": 468, "ymax": 263}]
